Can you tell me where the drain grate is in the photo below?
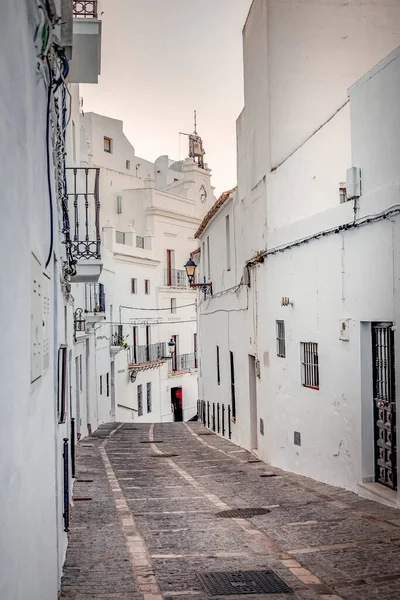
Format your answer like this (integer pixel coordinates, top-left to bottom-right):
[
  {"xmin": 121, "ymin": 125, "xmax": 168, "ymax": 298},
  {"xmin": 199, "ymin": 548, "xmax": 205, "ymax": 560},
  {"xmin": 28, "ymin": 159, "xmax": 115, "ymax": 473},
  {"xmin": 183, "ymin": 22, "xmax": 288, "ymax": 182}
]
[
  {"xmin": 259, "ymin": 473, "xmax": 277, "ymax": 478},
  {"xmin": 216, "ymin": 508, "xmax": 270, "ymax": 518},
  {"xmin": 247, "ymin": 459, "xmax": 262, "ymax": 464},
  {"xmin": 73, "ymin": 497, "xmax": 92, "ymax": 502},
  {"xmin": 77, "ymin": 479, "xmax": 94, "ymax": 483},
  {"xmin": 150, "ymin": 453, "xmax": 178, "ymax": 458},
  {"xmin": 198, "ymin": 432, "xmax": 214, "ymax": 436},
  {"xmin": 140, "ymin": 440, "xmax": 164, "ymax": 443},
  {"xmin": 197, "ymin": 571, "xmax": 293, "ymax": 596}
]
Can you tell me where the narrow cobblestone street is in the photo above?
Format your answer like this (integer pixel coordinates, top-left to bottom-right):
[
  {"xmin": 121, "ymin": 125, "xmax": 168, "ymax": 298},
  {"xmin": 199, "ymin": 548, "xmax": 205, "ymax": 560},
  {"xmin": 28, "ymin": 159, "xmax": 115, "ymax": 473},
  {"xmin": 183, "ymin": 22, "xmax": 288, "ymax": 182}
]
[{"xmin": 61, "ymin": 423, "xmax": 400, "ymax": 600}]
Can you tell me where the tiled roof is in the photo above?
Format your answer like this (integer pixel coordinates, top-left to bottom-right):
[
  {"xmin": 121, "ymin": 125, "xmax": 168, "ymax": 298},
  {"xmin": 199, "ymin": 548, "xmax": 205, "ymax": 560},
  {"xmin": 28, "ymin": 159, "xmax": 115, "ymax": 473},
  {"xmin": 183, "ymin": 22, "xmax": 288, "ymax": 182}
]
[{"xmin": 194, "ymin": 187, "xmax": 237, "ymax": 239}]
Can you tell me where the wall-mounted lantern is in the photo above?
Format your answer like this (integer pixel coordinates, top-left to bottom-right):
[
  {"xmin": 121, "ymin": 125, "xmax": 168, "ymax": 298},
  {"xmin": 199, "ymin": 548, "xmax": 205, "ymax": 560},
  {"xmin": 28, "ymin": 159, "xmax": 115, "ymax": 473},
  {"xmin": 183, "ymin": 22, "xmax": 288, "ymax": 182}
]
[{"xmin": 184, "ymin": 258, "xmax": 212, "ymax": 298}]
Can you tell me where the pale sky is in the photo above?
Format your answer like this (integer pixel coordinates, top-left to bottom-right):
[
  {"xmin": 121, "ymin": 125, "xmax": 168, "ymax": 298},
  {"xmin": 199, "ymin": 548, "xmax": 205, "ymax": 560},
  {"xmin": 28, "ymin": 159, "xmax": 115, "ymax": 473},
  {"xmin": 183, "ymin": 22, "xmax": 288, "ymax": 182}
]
[{"xmin": 81, "ymin": 0, "xmax": 252, "ymax": 197}]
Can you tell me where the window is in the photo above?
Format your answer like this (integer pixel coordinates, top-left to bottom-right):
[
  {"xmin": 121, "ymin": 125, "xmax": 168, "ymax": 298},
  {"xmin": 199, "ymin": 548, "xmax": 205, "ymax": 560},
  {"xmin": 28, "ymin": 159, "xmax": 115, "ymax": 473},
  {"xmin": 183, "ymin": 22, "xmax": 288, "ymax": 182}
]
[
  {"xmin": 57, "ymin": 345, "xmax": 67, "ymax": 424},
  {"xmin": 206, "ymin": 236, "xmax": 211, "ymax": 280},
  {"xmin": 171, "ymin": 335, "xmax": 178, "ymax": 371},
  {"xmin": 106, "ymin": 372, "xmax": 110, "ymax": 397},
  {"xmin": 79, "ymin": 354, "xmax": 83, "ymax": 391},
  {"xmin": 216, "ymin": 346, "xmax": 220, "ymax": 385},
  {"xmin": 145, "ymin": 279, "xmax": 150, "ymax": 294},
  {"xmin": 145, "ymin": 325, "xmax": 151, "ymax": 361},
  {"xmin": 202, "ymin": 242, "xmax": 205, "ymax": 278},
  {"xmin": 170, "ymin": 298, "xmax": 176, "ymax": 314},
  {"xmin": 131, "ymin": 278, "xmax": 137, "ymax": 294},
  {"xmin": 138, "ymin": 384, "xmax": 143, "ymax": 416},
  {"xmin": 230, "ymin": 351, "xmax": 236, "ymax": 418},
  {"xmin": 301, "ymin": 342, "xmax": 319, "ymax": 389},
  {"xmin": 104, "ymin": 136, "xmax": 112, "ymax": 153},
  {"xmin": 276, "ymin": 320, "xmax": 286, "ymax": 358},
  {"xmin": 116, "ymin": 230, "xmax": 126, "ymax": 244},
  {"xmin": 339, "ymin": 183, "xmax": 347, "ymax": 204},
  {"xmin": 126, "ymin": 159, "xmax": 131, "ymax": 170},
  {"xmin": 146, "ymin": 382, "xmax": 152, "ymax": 413},
  {"xmin": 99, "ymin": 374, "xmax": 103, "ymax": 395},
  {"xmin": 136, "ymin": 236, "xmax": 145, "ymax": 249},
  {"xmin": 117, "ymin": 196, "xmax": 122, "ymax": 214},
  {"xmin": 166, "ymin": 249, "xmax": 174, "ymax": 286},
  {"xmin": 225, "ymin": 215, "xmax": 231, "ymax": 271},
  {"xmin": 132, "ymin": 326, "xmax": 138, "ymax": 363}
]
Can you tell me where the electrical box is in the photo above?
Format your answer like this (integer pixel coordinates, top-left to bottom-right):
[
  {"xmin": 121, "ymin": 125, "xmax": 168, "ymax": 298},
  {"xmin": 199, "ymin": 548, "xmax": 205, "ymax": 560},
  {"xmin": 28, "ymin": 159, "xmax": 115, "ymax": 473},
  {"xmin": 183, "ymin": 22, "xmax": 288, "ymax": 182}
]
[
  {"xmin": 31, "ymin": 254, "xmax": 43, "ymax": 384},
  {"xmin": 339, "ymin": 318, "xmax": 351, "ymax": 342},
  {"xmin": 42, "ymin": 273, "xmax": 51, "ymax": 372},
  {"xmin": 346, "ymin": 167, "xmax": 361, "ymax": 199}
]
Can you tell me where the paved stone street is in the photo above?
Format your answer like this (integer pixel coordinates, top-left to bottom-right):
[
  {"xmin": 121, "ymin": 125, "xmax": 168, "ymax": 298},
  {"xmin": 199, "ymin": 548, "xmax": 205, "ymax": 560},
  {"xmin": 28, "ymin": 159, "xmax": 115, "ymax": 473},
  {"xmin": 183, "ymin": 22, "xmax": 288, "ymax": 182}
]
[{"xmin": 61, "ymin": 423, "xmax": 400, "ymax": 600}]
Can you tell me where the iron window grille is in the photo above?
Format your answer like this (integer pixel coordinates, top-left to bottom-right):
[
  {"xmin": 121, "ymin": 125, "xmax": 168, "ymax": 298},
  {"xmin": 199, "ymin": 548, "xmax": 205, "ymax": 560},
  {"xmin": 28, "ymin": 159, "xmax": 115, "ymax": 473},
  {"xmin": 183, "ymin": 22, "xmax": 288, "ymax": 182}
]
[
  {"xmin": 138, "ymin": 385, "xmax": 143, "ymax": 416},
  {"xmin": 85, "ymin": 283, "xmax": 105, "ymax": 313},
  {"xmin": 230, "ymin": 351, "xmax": 236, "ymax": 418},
  {"xmin": 136, "ymin": 236, "xmax": 145, "ymax": 249},
  {"xmin": 73, "ymin": 1, "xmax": 98, "ymax": 18},
  {"xmin": 147, "ymin": 382, "xmax": 152, "ymax": 413},
  {"xmin": 117, "ymin": 196, "xmax": 122, "ymax": 214},
  {"xmin": 301, "ymin": 342, "xmax": 319, "ymax": 389},
  {"xmin": 116, "ymin": 231, "xmax": 126, "ymax": 244},
  {"xmin": 106, "ymin": 373, "xmax": 110, "ymax": 397},
  {"xmin": 165, "ymin": 269, "xmax": 187, "ymax": 287},
  {"xmin": 217, "ymin": 346, "xmax": 220, "ymax": 385},
  {"xmin": 276, "ymin": 320, "xmax": 286, "ymax": 357},
  {"xmin": 99, "ymin": 375, "xmax": 103, "ymax": 395},
  {"xmin": 131, "ymin": 278, "xmax": 137, "ymax": 294}
]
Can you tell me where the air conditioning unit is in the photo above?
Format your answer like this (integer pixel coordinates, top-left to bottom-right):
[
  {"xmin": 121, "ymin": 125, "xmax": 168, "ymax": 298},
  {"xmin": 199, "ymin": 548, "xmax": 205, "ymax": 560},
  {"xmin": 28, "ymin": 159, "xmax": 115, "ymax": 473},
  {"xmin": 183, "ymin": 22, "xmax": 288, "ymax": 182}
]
[{"xmin": 346, "ymin": 167, "xmax": 361, "ymax": 199}]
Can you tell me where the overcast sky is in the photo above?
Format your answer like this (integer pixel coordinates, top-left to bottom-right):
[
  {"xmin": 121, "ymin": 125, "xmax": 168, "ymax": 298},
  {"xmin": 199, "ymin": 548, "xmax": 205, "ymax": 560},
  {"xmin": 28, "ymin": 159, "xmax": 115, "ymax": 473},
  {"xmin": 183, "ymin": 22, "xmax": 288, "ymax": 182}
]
[{"xmin": 81, "ymin": 0, "xmax": 252, "ymax": 196}]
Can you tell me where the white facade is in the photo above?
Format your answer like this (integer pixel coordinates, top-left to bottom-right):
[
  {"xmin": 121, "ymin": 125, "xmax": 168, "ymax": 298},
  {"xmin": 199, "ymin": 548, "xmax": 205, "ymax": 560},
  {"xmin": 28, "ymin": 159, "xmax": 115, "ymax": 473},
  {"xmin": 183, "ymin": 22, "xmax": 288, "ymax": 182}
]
[
  {"xmin": 0, "ymin": 1, "xmax": 102, "ymax": 598},
  {"xmin": 197, "ymin": 0, "xmax": 400, "ymax": 506},
  {"xmin": 76, "ymin": 113, "xmax": 216, "ymax": 424}
]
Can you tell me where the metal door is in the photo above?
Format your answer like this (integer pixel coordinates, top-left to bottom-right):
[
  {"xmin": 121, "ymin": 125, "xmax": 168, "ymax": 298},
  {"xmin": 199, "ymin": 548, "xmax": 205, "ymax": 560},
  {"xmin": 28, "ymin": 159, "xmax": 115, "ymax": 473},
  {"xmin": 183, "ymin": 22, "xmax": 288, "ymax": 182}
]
[{"xmin": 373, "ymin": 323, "xmax": 397, "ymax": 490}]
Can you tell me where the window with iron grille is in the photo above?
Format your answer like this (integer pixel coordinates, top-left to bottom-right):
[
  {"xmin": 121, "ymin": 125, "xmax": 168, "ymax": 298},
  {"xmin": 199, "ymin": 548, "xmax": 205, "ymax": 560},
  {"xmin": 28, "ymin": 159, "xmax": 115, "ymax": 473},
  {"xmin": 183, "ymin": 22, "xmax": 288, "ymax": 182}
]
[
  {"xmin": 106, "ymin": 373, "xmax": 110, "ymax": 397},
  {"xmin": 117, "ymin": 196, "xmax": 122, "ymax": 214},
  {"xmin": 276, "ymin": 320, "xmax": 286, "ymax": 358},
  {"xmin": 136, "ymin": 236, "xmax": 145, "ymax": 249},
  {"xmin": 116, "ymin": 230, "xmax": 126, "ymax": 244},
  {"xmin": 216, "ymin": 346, "xmax": 220, "ymax": 385},
  {"xmin": 145, "ymin": 279, "xmax": 150, "ymax": 294},
  {"xmin": 99, "ymin": 375, "xmax": 103, "ymax": 395},
  {"xmin": 301, "ymin": 342, "xmax": 319, "ymax": 389},
  {"xmin": 131, "ymin": 278, "xmax": 137, "ymax": 294},
  {"xmin": 146, "ymin": 382, "xmax": 152, "ymax": 413},
  {"xmin": 138, "ymin": 384, "xmax": 143, "ymax": 416},
  {"xmin": 104, "ymin": 136, "xmax": 112, "ymax": 153}
]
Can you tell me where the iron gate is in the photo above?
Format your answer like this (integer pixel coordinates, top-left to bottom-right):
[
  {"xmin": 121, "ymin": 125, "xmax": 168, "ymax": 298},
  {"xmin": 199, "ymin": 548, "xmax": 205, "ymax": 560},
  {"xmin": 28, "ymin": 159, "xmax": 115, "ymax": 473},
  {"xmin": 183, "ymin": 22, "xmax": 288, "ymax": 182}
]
[{"xmin": 373, "ymin": 323, "xmax": 397, "ymax": 490}]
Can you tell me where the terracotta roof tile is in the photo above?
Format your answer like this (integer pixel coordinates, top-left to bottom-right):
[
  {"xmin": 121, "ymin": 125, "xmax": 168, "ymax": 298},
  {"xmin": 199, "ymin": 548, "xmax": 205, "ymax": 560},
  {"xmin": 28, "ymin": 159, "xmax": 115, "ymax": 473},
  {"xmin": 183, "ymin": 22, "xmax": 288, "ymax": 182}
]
[{"xmin": 194, "ymin": 187, "xmax": 236, "ymax": 239}]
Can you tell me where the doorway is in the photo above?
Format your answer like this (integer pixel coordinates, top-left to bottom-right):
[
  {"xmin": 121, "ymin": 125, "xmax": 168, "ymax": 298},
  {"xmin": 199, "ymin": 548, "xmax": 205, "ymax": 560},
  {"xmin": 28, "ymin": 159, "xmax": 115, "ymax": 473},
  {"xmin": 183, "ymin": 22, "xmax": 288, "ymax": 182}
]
[
  {"xmin": 171, "ymin": 387, "xmax": 183, "ymax": 422},
  {"xmin": 372, "ymin": 323, "xmax": 397, "ymax": 490},
  {"xmin": 249, "ymin": 355, "xmax": 258, "ymax": 452}
]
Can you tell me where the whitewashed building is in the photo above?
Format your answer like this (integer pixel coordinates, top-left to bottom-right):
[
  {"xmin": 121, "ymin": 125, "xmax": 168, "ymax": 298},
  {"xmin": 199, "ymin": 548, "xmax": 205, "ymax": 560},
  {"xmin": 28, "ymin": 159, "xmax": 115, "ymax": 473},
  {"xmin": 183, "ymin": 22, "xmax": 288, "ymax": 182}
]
[
  {"xmin": 0, "ymin": 1, "xmax": 102, "ymax": 598},
  {"xmin": 197, "ymin": 0, "xmax": 400, "ymax": 507},
  {"xmin": 75, "ymin": 112, "xmax": 216, "ymax": 423}
]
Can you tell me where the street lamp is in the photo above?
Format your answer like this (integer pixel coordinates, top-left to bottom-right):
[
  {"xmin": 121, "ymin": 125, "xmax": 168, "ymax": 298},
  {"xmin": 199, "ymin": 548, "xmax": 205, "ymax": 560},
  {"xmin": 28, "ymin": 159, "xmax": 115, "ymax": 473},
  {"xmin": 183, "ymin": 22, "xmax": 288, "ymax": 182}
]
[
  {"xmin": 168, "ymin": 338, "xmax": 176, "ymax": 354},
  {"xmin": 184, "ymin": 258, "xmax": 212, "ymax": 297}
]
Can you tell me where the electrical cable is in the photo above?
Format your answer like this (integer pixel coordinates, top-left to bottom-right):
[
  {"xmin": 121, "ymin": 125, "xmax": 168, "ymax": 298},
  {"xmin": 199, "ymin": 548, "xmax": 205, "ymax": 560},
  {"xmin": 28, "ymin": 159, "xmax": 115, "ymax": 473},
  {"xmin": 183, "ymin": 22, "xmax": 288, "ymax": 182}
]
[
  {"xmin": 119, "ymin": 302, "xmax": 196, "ymax": 312},
  {"xmin": 102, "ymin": 320, "xmax": 197, "ymax": 326},
  {"xmin": 44, "ymin": 58, "xmax": 54, "ymax": 269}
]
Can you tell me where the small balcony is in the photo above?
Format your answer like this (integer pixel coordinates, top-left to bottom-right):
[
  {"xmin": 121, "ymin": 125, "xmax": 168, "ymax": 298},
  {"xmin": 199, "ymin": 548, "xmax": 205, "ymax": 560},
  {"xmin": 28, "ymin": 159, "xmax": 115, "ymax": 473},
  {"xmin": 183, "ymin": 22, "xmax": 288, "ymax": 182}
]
[
  {"xmin": 84, "ymin": 283, "xmax": 105, "ymax": 323},
  {"xmin": 128, "ymin": 343, "xmax": 166, "ymax": 367},
  {"xmin": 164, "ymin": 269, "xmax": 188, "ymax": 288},
  {"xmin": 66, "ymin": 168, "xmax": 102, "ymax": 283},
  {"xmin": 169, "ymin": 353, "xmax": 197, "ymax": 374},
  {"xmin": 69, "ymin": 1, "xmax": 102, "ymax": 84}
]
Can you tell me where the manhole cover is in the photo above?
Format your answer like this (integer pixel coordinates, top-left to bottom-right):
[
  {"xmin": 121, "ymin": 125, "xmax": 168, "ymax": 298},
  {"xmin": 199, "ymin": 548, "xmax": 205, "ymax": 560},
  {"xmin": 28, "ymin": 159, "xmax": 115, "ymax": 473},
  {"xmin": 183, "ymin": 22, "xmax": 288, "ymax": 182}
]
[
  {"xmin": 197, "ymin": 571, "xmax": 293, "ymax": 596},
  {"xmin": 216, "ymin": 508, "xmax": 270, "ymax": 518},
  {"xmin": 150, "ymin": 453, "xmax": 178, "ymax": 458},
  {"xmin": 140, "ymin": 440, "xmax": 164, "ymax": 443}
]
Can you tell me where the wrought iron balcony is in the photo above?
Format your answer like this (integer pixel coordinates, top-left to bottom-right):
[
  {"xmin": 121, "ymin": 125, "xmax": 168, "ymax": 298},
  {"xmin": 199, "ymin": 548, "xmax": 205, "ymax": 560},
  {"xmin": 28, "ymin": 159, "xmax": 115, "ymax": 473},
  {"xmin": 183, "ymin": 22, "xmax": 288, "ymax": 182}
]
[
  {"xmin": 66, "ymin": 167, "xmax": 101, "ymax": 282},
  {"xmin": 73, "ymin": 1, "xmax": 98, "ymax": 18},
  {"xmin": 129, "ymin": 343, "xmax": 166, "ymax": 366},
  {"xmin": 170, "ymin": 353, "xmax": 197, "ymax": 373},
  {"xmin": 164, "ymin": 269, "xmax": 188, "ymax": 287}
]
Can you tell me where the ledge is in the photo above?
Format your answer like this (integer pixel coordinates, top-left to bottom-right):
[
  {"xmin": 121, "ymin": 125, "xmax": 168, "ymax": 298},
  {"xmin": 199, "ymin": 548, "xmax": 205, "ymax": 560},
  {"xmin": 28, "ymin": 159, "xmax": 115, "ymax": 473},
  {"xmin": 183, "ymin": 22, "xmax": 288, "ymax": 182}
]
[{"xmin": 357, "ymin": 482, "xmax": 398, "ymax": 508}]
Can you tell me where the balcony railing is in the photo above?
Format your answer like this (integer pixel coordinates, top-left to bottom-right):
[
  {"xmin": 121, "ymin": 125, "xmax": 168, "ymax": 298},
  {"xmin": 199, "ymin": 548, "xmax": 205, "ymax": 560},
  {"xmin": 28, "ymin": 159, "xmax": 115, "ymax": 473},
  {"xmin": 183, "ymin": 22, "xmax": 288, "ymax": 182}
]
[
  {"xmin": 73, "ymin": 0, "xmax": 98, "ymax": 18},
  {"xmin": 129, "ymin": 343, "xmax": 166, "ymax": 365},
  {"xmin": 85, "ymin": 283, "xmax": 105, "ymax": 313},
  {"xmin": 165, "ymin": 269, "xmax": 188, "ymax": 287},
  {"xmin": 66, "ymin": 168, "xmax": 101, "ymax": 261},
  {"xmin": 170, "ymin": 353, "xmax": 197, "ymax": 373}
]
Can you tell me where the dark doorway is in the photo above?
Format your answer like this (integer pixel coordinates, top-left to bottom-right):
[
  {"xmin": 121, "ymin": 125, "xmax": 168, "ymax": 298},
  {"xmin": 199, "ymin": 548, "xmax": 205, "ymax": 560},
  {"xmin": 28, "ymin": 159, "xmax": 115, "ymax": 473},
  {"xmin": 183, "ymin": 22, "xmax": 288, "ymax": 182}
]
[
  {"xmin": 171, "ymin": 387, "xmax": 183, "ymax": 422},
  {"xmin": 373, "ymin": 323, "xmax": 397, "ymax": 490}
]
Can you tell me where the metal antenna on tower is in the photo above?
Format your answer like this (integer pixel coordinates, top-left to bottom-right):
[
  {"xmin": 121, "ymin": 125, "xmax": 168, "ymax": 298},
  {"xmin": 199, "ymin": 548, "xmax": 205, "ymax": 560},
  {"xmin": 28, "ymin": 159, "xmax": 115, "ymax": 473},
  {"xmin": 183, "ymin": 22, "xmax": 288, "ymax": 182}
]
[{"xmin": 194, "ymin": 109, "xmax": 197, "ymax": 135}]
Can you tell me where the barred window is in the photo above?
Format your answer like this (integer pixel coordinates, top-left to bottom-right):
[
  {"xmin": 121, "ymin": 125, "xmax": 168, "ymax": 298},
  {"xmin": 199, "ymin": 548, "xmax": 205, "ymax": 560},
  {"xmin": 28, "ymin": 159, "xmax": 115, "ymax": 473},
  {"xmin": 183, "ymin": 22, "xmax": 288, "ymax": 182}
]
[
  {"xmin": 146, "ymin": 382, "xmax": 152, "ymax": 413},
  {"xmin": 116, "ymin": 230, "xmax": 126, "ymax": 244},
  {"xmin": 131, "ymin": 278, "xmax": 137, "ymax": 294},
  {"xmin": 136, "ymin": 236, "xmax": 145, "ymax": 249},
  {"xmin": 138, "ymin": 384, "xmax": 143, "ymax": 416},
  {"xmin": 301, "ymin": 342, "xmax": 319, "ymax": 389},
  {"xmin": 276, "ymin": 320, "xmax": 286, "ymax": 358}
]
